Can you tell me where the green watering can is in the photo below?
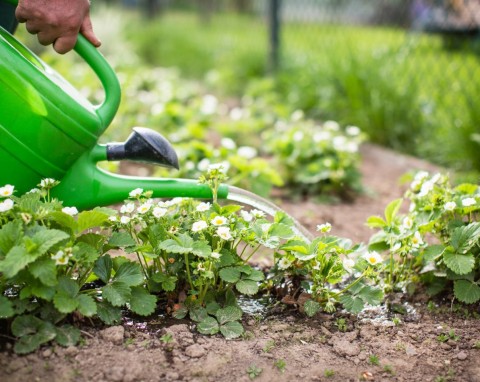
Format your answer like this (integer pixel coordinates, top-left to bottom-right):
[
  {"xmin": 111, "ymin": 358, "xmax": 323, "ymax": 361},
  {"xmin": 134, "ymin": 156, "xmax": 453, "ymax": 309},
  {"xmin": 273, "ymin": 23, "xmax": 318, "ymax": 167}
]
[{"xmin": 0, "ymin": 0, "xmax": 228, "ymax": 209}]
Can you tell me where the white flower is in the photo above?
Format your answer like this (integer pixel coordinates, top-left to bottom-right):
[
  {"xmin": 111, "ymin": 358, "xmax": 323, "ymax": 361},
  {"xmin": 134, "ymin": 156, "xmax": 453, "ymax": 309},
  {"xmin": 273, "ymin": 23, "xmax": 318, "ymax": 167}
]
[
  {"xmin": 62, "ymin": 206, "xmax": 78, "ymax": 216},
  {"xmin": 211, "ymin": 215, "xmax": 228, "ymax": 226},
  {"xmin": 313, "ymin": 131, "xmax": 331, "ymax": 142},
  {"xmin": 51, "ymin": 250, "xmax": 71, "ymax": 266},
  {"xmin": 291, "ymin": 110, "xmax": 304, "ymax": 121},
  {"xmin": 410, "ymin": 179, "xmax": 422, "ymax": 192},
  {"xmin": 197, "ymin": 158, "xmax": 211, "ymax": 172},
  {"xmin": 168, "ymin": 197, "xmax": 184, "ymax": 206},
  {"xmin": 462, "ymin": 197, "xmax": 476, "ymax": 207},
  {"xmin": 153, "ymin": 207, "xmax": 167, "ymax": 218},
  {"xmin": 192, "ymin": 220, "xmax": 208, "ymax": 232},
  {"xmin": 414, "ymin": 171, "xmax": 429, "ymax": 181},
  {"xmin": 120, "ymin": 203, "xmax": 135, "ymax": 214},
  {"xmin": 418, "ymin": 181, "xmax": 434, "ymax": 197},
  {"xmin": 208, "ymin": 162, "xmax": 230, "ymax": 174},
  {"xmin": 229, "ymin": 107, "xmax": 244, "ymax": 121},
  {"xmin": 364, "ymin": 251, "xmax": 383, "ymax": 266},
  {"xmin": 221, "ymin": 137, "xmax": 237, "ymax": 150},
  {"xmin": 250, "ymin": 209, "xmax": 265, "ymax": 218},
  {"xmin": 0, "ymin": 184, "xmax": 14, "ymax": 197},
  {"xmin": 120, "ymin": 216, "xmax": 131, "ymax": 224},
  {"xmin": 0, "ymin": 199, "xmax": 14, "ymax": 212},
  {"xmin": 323, "ymin": 120, "xmax": 340, "ymax": 131},
  {"xmin": 197, "ymin": 263, "xmax": 206, "ymax": 272},
  {"xmin": 196, "ymin": 202, "xmax": 211, "ymax": 212},
  {"xmin": 346, "ymin": 125, "xmax": 360, "ymax": 136},
  {"xmin": 332, "ymin": 136, "xmax": 347, "ymax": 150},
  {"xmin": 108, "ymin": 216, "xmax": 118, "ymax": 222},
  {"xmin": 343, "ymin": 258, "xmax": 355, "ymax": 273},
  {"xmin": 129, "ymin": 188, "xmax": 144, "ymax": 198},
  {"xmin": 211, "ymin": 251, "xmax": 221, "ymax": 259},
  {"xmin": 392, "ymin": 242, "xmax": 402, "ymax": 251},
  {"xmin": 293, "ymin": 131, "xmax": 304, "ymax": 141},
  {"xmin": 444, "ymin": 201, "xmax": 456, "ymax": 211},
  {"xmin": 201, "ymin": 94, "xmax": 218, "ymax": 115},
  {"xmin": 240, "ymin": 210, "xmax": 253, "ymax": 222},
  {"xmin": 237, "ymin": 146, "xmax": 257, "ymax": 159},
  {"xmin": 40, "ymin": 178, "xmax": 57, "ymax": 188},
  {"xmin": 402, "ymin": 217, "xmax": 413, "ymax": 230},
  {"xmin": 278, "ymin": 257, "xmax": 293, "ymax": 270},
  {"xmin": 137, "ymin": 203, "xmax": 152, "ymax": 214},
  {"xmin": 216, "ymin": 226, "xmax": 233, "ymax": 241},
  {"xmin": 411, "ymin": 231, "xmax": 424, "ymax": 248},
  {"xmin": 27, "ymin": 188, "xmax": 40, "ymax": 194},
  {"xmin": 316, "ymin": 222, "xmax": 332, "ymax": 233}
]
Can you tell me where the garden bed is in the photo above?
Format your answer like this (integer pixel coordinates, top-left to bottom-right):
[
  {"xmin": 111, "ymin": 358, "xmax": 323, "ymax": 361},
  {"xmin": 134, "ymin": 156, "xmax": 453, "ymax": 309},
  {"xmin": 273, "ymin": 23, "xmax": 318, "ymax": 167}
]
[{"xmin": 1, "ymin": 144, "xmax": 479, "ymax": 382}]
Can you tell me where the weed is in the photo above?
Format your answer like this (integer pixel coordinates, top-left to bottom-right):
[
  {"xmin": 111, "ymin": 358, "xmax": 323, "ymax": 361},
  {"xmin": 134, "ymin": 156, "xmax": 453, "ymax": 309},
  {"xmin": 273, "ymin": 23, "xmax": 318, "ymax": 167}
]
[
  {"xmin": 383, "ymin": 364, "xmax": 395, "ymax": 375},
  {"xmin": 160, "ymin": 333, "xmax": 174, "ymax": 344},
  {"xmin": 274, "ymin": 359, "xmax": 286, "ymax": 373},
  {"xmin": 473, "ymin": 341, "xmax": 480, "ymax": 349},
  {"xmin": 124, "ymin": 338, "xmax": 135, "ymax": 347},
  {"xmin": 368, "ymin": 354, "xmax": 380, "ymax": 366},
  {"xmin": 263, "ymin": 340, "xmax": 276, "ymax": 353},
  {"xmin": 247, "ymin": 365, "xmax": 263, "ymax": 380},
  {"xmin": 335, "ymin": 318, "xmax": 348, "ymax": 332},
  {"xmin": 324, "ymin": 369, "xmax": 335, "ymax": 378}
]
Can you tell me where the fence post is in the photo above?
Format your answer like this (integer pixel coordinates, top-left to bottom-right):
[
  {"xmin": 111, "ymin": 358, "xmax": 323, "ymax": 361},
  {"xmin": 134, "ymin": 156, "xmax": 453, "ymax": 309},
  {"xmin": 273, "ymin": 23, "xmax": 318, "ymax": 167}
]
[{"xmin": 268, "ymin": 0, "xmax": 281, "ymax": 73}]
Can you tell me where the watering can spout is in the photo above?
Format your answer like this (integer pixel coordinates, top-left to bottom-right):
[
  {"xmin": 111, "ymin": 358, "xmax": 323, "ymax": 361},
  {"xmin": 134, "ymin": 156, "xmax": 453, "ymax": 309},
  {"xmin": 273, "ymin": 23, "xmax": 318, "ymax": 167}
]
[{"xmin": 52, "ymin": 140, "xmax": 229, "ymax": 210}]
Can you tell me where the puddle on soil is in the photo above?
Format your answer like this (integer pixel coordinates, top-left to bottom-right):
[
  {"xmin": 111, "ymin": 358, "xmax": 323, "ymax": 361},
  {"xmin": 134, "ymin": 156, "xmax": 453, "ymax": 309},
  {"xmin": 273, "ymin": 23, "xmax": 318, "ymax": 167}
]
[{"xmin": 357, "ymin": 302, "xmax": 419, "ymax": 326}]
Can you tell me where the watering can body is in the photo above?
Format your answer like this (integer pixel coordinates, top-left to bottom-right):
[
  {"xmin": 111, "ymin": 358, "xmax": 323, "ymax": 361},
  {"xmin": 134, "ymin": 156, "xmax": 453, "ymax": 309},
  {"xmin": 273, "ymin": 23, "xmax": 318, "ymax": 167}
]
[
  {"xmin": 0, "ymin": 23, "xmax": 120, "ymax": 196},
  {"xmin": 0, "ymin": 7, "xmax": 228, "ymax": 208}
]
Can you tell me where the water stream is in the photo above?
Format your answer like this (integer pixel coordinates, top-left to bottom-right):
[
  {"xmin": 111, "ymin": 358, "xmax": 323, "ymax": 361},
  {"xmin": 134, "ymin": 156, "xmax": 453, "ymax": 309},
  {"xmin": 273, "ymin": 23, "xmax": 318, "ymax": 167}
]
[{"xmin": 226, "ymin": 186, "xmax": 314, "ymax": 243}]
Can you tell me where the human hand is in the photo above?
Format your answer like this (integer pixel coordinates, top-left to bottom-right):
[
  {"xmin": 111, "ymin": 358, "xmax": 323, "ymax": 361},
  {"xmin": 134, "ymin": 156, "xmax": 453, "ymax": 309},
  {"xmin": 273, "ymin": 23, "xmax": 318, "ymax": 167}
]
[{"xmin": 15, "ymin": 0, "xmax": 101, "ymax": 54}]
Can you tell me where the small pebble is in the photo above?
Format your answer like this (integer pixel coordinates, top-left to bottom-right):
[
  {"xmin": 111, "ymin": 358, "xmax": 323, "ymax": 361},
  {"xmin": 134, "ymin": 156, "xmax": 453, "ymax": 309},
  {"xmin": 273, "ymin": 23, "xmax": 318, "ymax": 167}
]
[
  {"xmin": 42, "ymin": 348, "xmax": 53, "ymax": 358},
  {"xmin": 457, "ymin": 351, "xmax": 468, "ymax": 361}
]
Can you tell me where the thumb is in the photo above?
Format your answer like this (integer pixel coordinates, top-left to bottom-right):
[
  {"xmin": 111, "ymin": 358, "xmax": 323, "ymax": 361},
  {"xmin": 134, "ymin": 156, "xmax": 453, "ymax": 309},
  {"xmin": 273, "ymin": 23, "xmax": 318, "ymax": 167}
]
[{"xmin": 80, "ymin": 15, "xmax": 101, "ymax": 47}]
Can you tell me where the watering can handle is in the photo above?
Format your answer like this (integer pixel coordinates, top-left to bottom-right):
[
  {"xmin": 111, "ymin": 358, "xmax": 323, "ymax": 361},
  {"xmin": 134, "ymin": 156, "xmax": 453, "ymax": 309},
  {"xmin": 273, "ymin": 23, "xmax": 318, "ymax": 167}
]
[{"xmin": 3, "ymin": 0, "xmax": 120, "ymax": 127}]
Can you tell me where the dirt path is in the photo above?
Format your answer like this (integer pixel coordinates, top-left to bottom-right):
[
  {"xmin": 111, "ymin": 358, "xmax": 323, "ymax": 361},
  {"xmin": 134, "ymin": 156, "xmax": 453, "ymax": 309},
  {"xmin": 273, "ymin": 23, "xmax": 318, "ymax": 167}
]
[{"xmin": 1, "ymin": 144, "xmax": 479, "ymax": 382}]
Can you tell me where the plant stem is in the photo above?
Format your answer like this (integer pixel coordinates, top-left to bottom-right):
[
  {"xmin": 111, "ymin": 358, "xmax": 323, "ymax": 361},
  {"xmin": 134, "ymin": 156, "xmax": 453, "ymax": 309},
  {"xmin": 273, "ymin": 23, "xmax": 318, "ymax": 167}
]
[
  {"xmin": 184, "ymin": 253, "xmax": 193, "ymax": 291},
  {"xmin": 244, "ymin": 244, "xmax": 261, "ymax": 263},
  {"xmin": 331, "ymin": 270, "xmax": 367, "ymax": 298}
]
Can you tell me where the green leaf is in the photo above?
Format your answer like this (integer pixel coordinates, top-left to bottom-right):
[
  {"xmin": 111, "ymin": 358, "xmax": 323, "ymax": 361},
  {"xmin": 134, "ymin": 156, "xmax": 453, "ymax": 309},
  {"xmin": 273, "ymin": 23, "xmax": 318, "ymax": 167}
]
[
  {"xmin": 357, "ymin": 285, "xmax": 383, "ymax": 306},
  {"xmin": 423, "ymin": 245, "xmax": 446, "ymax": 262},
  {"xmin": 216, "ymin": 306, "xmax": 243, "ymax": 325},
  {"xmin": 13, "ymin": 321, "xmax": 56, "ymax": 354},
  {"xmin": 113, "ymin": 261, "xmax": 144, "ymax": 287},
  {"xmin": 11, "ymin": 315, "xmax": 43, "ymax": 337},
  {"xmin": 77, "ymin": 210, "xmax": 109, "ymax": 233},
  {"xmin": 197, "ymin": 316, "xmax": 220, "ymax": 335},
  {"xmin": 443, "ymin": 250, "xmax": 475, "ymax": 275},
  {"xmin": 0, "ymin": 245, "xmax": 36, "ymax": 278},
  {"xmin": 0, "ymin": 220, "xmax": 22, "ymax": 256},
  {"xmin": 0, "ymin": 296, "xmax": 14, "ymax": 318},
  {"xmin": 454, "ymin": 280, "xmax": 480, "ymax": 304},
  {"xmin": 236, "ymin": 279, "xmax": 259, "ymax": 295},
  {"xmin": 304, "ymin": 300, "xmax": 321, "ymax": 317},
  {"xmin": 158, "ymin": 233, "xmax": 194, "ymax": 254},
  {"xmin": 107, "ymin": 232, "xmax": 136, "ymax": 248},
  {"xmin": 366, "ymin": 215, "xmax": 387, "ymax": 228},
  {"xmin": 225, "ymin": 288, "xmax": 237, "ymax": 307},
  {"xmin": 269, "ymin": 223, "xmax": 294, "ymax": 239},
  {"xmin": 55, "ymin": 325, "xmax": 81, "ymax": 347},
  {"xmin": 58, "ymin": 276, "xmax": 80, "ymax": 297},
  {"xmin": 77, "ymin": 294, "xmax": 97, "ymax": 317},
  {"xmin": 450, "ymin": 223, "xmax": 480, "ymax": 254},
  {"xmin": 218, "ymin": 250, "xmax": 236, "ymax": 267},
  {"xmin": 93, "ymin": 255, "xmax": 113, "ymax": 284},
  {"xmin": 102, "ymin": 281, "xmax": 131, "ymax": 307},
  {"xmin": 76, "ymin": 233, "xmax": 106, "ymax": 251},
  {"xmin": 220, "ymin": 321, "xmax": 244, "ymax": 339},
  {"xmin": 129, "ymin": 286, "xmax": 157, "ymax": 316},
  {"xmin": 33, "ymin": 229, "xmax": 69, "ymax": 255},
  {"xmin": 72, "ymin": 242, "xmax": 99, "ymax": 264},
  {"xmin": 29, "ymin": 258, "xmax": 57, "ymax": 286},
  {"xmin": 190, "ymin": 306, "xmax": 209, "ymax": 322},
  {"xmin": 97, "ymin": 301, "xmax": 122, "ymax": 325},
  {"xmin": 280, "ymin": 240, "xmax": 308, "ymax": 253},
  {"xmin": 339, "ymin": 294, "xmax": 365, "ymax": 314},
  {"xmin": 219, "ymin": 267, "xmax": 241, "ymax": 283},
  {"xmin": 385, "ymin": 198, "xmax": 403, "ymax": 225},
  {"xmin": 246, "ymin": 269, "xmax": 265, "ymax": 282},
  {"xmin": 206, "ymin": 301, "xmax": 221, "ymax": 316},
  {"xmin": 191, "ymin": 241, "xmax": 212, "ymax": 258},
  {"xmin": 48, "ymin": 211, "xmax": 77, "ymax": 232},
  {"xmin": 151, "ymin": 273, "xmax": 177, "ymax": 292},
  {"xmin": 172, "ymin": 305, "xmax": 188, "ymax": 319},
  {"xmin": 53, "ymin": 293, "xmax": 79, "ymax": 314}
]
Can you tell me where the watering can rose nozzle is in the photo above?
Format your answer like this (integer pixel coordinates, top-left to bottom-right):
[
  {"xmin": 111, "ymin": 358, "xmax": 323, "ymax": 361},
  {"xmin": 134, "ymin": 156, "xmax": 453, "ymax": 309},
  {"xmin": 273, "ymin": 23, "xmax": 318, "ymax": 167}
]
[{"xmin": 106, "ymin": 127, "xmax": 179, "ymax": 169}]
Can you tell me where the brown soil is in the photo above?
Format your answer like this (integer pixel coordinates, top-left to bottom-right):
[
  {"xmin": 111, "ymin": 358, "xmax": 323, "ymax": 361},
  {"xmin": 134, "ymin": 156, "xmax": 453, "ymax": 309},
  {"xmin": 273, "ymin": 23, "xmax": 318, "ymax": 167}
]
[{"xmin": 1, "ymin": 144, "xmax": 479, "ymax": 382}]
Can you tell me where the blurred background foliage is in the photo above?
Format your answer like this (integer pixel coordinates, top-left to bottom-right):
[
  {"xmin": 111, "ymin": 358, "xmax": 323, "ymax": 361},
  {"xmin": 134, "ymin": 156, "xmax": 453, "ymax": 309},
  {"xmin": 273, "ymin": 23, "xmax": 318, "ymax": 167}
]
[{"xmin": 17, "ymin": 0, "xmax": 480, "ymax": 186}]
